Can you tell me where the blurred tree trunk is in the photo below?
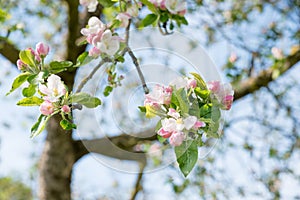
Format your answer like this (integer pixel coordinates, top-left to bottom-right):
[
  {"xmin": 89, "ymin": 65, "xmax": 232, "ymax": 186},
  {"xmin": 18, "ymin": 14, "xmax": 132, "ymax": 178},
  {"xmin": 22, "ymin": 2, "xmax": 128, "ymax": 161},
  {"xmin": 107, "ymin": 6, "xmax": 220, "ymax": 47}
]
[{"xmin": 39, "ymin": 114, "xmax": 75, "ymax": 200}]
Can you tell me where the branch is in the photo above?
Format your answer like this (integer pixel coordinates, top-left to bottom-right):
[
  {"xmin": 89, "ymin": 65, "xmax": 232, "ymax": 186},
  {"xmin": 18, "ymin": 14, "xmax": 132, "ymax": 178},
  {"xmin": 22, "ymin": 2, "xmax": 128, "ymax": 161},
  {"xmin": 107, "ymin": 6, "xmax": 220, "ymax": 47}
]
[
  {"xmin": 73, "ymin": 128, "xmax": 156, "ymax": 162},
  {"xmin": 234, "ymin": 49, "xmax": 300, "ymax": 100},
  {"xmin": 0, "ymin": 37, "xmax": 19, "ymax": 65},
  {"xmin": 130, "ymin": 162, "xmax": 146, "ymax": 200}
]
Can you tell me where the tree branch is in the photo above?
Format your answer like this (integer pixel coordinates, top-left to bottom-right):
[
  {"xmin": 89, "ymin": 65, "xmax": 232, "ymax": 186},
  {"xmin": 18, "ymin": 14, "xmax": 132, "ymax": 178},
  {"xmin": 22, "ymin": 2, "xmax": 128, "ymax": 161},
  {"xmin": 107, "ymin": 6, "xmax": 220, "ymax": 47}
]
[
  {"xmin": 234, "ymin": 49, "xmax": 300, "ymax": 100},
  {"xmin": 130, "ymin": 162, "xmax": 146, "ymax": 200},
  {"xmin": 73, "ymin": 129, "xmax": 156, "ymax": 162},
  {"xmin": 0, "ymin": 37, "xmax": 19, "ymax": 65}
]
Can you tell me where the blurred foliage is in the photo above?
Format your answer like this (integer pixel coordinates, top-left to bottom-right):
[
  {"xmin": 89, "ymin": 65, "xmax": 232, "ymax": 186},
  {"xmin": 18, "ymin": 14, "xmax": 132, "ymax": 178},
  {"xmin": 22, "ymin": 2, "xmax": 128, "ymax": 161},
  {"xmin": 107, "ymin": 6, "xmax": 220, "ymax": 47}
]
[{"xmin": 0, "ymin": 177, "xmax": 33, "ymax": 200}]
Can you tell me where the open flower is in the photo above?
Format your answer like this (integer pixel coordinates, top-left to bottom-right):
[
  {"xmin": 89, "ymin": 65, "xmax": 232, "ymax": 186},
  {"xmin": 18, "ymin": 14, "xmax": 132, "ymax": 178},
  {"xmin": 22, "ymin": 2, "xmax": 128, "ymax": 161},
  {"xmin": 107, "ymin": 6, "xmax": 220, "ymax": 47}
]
[
  {"xmin": 169, "ymin": 131, "xmax": 185, "ymax": 146},
  {"xmin": 165, "ymin": 0, "xmax": 186, "ymax": 15},
  {"xmin": 80, "ymin": 0, "xmax": 99, "ymax": 12},
  {"xmin": 39, "ymin": 74, "xmax": 66, "ymax": 102},
  {"xmin": 144, "ymin": 84, "xmax": 172, "ymax": 106},
  {"xmin": 208, "ymin": 81, "xmax": 234, "ymax": 110},
  {"xmin": 96, "ymin": 30, "xmax": 120, "ymax": 56},
  {"xmin": 81, "ymin": 17, "xmax": 106, "ymax": 38},
  {"xmin": 116, "ymin": 13, "xmax": 131, "ymax": 28}
]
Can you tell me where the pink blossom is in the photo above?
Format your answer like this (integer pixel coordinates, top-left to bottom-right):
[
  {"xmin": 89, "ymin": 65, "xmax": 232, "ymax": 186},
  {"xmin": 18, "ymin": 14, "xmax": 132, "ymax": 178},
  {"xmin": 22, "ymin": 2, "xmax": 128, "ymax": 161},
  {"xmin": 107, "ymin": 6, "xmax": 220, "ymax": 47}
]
[
  {"xmin": 222, "ymin": 95, "xmax": 234, "ymax": 110},
  {"xmin": 116, "ymin": 13, "xmax": 131, "ymax": 28},
  {"xmin": 88, "ymin": 46, "xmax": 101, "ymax": 57},
  {"xmin": 193, "ymin": 120, "xmax": 205, "ymax": 129},
  {"xmin": 169, "ymin": 131, "xmax": 185, "ymax": 146},
  {"xmin": 40, "ymin": 101, "xmax": 54, "ymax": 116},
  {"xmin": 144, "ymin": 84, "xmax": 172, "ymax": 106},
  {"xmin": 81, "ymin": 17, "xmax": 106, "ymax": 40},
  {"xmin": 96, "ymin": 30, "xmax": 120, "ymax": 56},
  {"xmin": 27, "ymin": 47, "xmax": 41, "ymax": 63},
  {"xmin": 183, "ymin": 116, "xmax": 197, "ymax": 130},
  {"xmin": 150, "ymin": 0, "xmax": 166, "ymax": 9},
  {"xmin": 167, "ymin": 108, "xmax": 180, "ymax": 119},
  {"xmin": 39, "ymin": 74, "xmax": 66, "ymax": 102},
  {"xmin": 80, "ymin": 0, "xmax": 98, "ymax": 12},
  {"xmin": 61, "ymin": 105, "xmax": 71, "ymax": 113},
  {"xmin": 17, "ymin": 59, "xmax": 27, "ymax": 70},
  {"xmin": 36, "ymin": 42, "xmax": 50, "ymax": 57},
  {"xmin": 207, "ymin": 81, "xmax": 221, "ymax": 93},
  {"xmin": 157, "ymin": 128, "xmax": 172, "ymax": 138},
  {"xmin": 188, "ymin": 79, "xmax": 197, "ymax": 88}
]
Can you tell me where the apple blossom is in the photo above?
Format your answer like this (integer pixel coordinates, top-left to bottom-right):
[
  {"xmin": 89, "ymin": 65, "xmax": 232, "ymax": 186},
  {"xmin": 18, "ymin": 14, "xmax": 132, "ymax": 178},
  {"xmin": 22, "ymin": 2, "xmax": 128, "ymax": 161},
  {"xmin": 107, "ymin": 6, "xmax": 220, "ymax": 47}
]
[
  {"xmin": 271, "ymin": 47, "xmax": 284, "ymax": 59},
  {"xmin": 39, "ymin": 74, "xmax": 66, "ymax": 102},
  {"xmin": 88, "ymin": 46, "xmax": 101, "ymax": 57},
  {"xmin": 116, "ymin": 13, "xmax": 131, "ymax": 28},
  {"xmin": 222, "ymin": 95, "xmax": 234, "ymax": 110},
  {"xmin": 144, "ymin": 84, "xmax": 172, "ymax": 106},
  {"xmin": 183, "ymin": 116, "xmax": 197, "ymax": 130},
  {"xmin": 229, "ymin": 52, "xmax": 237, "ymax": 63},
  {"xmin": 208, "ymin": 81, "xmax": 234, "ymax": 110},
  {"xmin": 187, "ymin": 79, "xmax": 197, "ymax": 88},
  {"xmin": 96, "ymin": 30, "xmax": 120, "ymax": 56},
  {"xmin": 165, "ymin": 0, "xmax": 186, "ymax": 15},
  {"xmin": 17, "ymin": 59, "xmax": 27, "ymax": 71},
  {"xmin": 150, "ymin": 0, "xmax": 166, "ymax": 9},
  {"xmin": 36, "ymin": 42, "xmax": 50, "ymax": 57},
  {"xmin": 169, "ymin": 131, "xmax": 185, "ymax": 146},
  {"xmin": 79, "ymin": 0, "xmax": 98, "ymax": 12},
  {"xmin": 157, "ymin": 128, "xmax": 172, "ymax": 138},
  {"xmin": 61, "ymin": 105, "xmax": 71, "ymax": 113},
  {"xmin": 81, "ymin": 17, "xmax": 106, "ymax": 38},
  {"xmin": 167, "ymin": 108, "xmax": 180, "ymax": 119},
  {"xmin": 193, "ymin": 120, "xmax": 206, "ymax": 129},
  {"xmin": 40, "ymin": 101, "xmax": 54, "ymax": 116}
]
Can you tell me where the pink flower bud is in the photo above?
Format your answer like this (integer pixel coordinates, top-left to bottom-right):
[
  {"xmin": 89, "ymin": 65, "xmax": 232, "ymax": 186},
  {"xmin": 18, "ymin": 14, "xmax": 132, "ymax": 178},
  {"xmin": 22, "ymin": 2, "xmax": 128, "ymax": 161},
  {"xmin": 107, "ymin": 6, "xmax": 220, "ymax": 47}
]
[
  {"xmin": 88, "ymin": 46, "xmax": 101, "ymax": 57},
  {"xmin": 61, "ymin": 105, "xmax": 71, "ymax": 113},
  {"xmin": 36, "ymin": 42, "xmax": 50, "ymax": 57},
  {"xmin": 169, "ymin": 131, "xmax": 185, "ymax": 146},
  {"xmin": 193, "ymin": 120, "xmax": 206, "ymax": 129},
  {"xmin": 157, "ymin": 128, "xmax": 172, "ymax": 138},
  {"xmin": 17, "ymin": 59, "xmax": 27, "ymax": 70},
  {"xmin": 207, "ymin": 81, "xmax": 220, "ymax": 93},
  {"xmin": 40, "ymin": 101, "xmax": 54, "ymax": 116},
  {"xmin": 229, "ymin": 53, "xmax": 238, "ymax": 63},
  {"xmin": 167, "ymin": 108, "xmax": 180, "ymax": 119},
  {"xmin": 222, "ymin": 95, "xmax": 234, "ymax": 110},
  {"xmin": 188, "ymin": 79, "xmax": 197, "ymax": 88}
]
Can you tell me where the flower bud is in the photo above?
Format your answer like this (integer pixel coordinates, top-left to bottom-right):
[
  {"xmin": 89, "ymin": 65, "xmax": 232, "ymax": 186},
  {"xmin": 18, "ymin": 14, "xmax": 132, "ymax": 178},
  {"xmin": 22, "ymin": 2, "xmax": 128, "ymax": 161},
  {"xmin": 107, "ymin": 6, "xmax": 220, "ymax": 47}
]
[
  {"xmin": 40, "ymin": 101, "xmax": 54, "ymax": 116},
  {"xmin": 17, "ymin": 59, "xmax": 27, "ymax": 71},
  {"xmin": 61, "ymin": 105, "xmax": 71, "ymax": 113},
  {"xmin": 36, "ymin": 42, "xmax": 50, "ymax": 57}
]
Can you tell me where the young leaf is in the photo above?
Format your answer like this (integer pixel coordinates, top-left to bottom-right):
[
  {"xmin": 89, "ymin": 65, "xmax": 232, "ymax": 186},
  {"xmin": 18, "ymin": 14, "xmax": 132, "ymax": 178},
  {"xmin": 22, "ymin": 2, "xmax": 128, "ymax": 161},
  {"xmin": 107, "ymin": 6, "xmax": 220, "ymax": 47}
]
[
  {"xmin": 22, "ymin": 84, "xmax": 36, "ymax": 97},
  {"xmin": 103, "ymin": 86, "xmax": 113, "ymax": 96},
  {"xmin": 190, "ymin": 72, "xmax": 207, "ymax": 90},
  {"xmin": 75, "ymin": 52, "xmax": 93, "ymax": 67},
  {"xmin": 30, "ymin": 115, "xmax": 50, "ymax": 138},
  {"xmin": 6, "ymin": 72, "xmax": 31, "ymax": 95},
  {"xmin": 138, "ymin": 106, "xmax": 146, "ymax": 113},
  {"xmin": 98, "ymin": 0, "xmax": 115, "ymax": 7},
  {"xmin": 60, "ymin": 119, "xmax": 77, "ymax": 130},
  {"xmin": 175, "ymin": 140, "xmax": 198, "ymax": 177},
  {"xmin": 70, "ymin": 92, "xmax": 101, "ymax": 108},
  {"xmin": 194, "ymin": 88, "xmax": 210, "ymax": 99},
  {"xmin": 175, "ymin": 88, "xmax": 189, "ymax": 114},
  {"xmin": 49, "ymin": 61, "xmax": 73, "ymax": 73},
  {"xmin": 19, "ymin": 49, "xmax": 36, "ymax": 68},
  {"xmin": 17, "ymin": 96, "xmax": 44, "ymax": 106},
  {"xmin": 141, "ymin": 14, "xmax": 158, "ymax": 27},
  {"xmin": 140, "ymin": 0, "xmax": 157, "ymax": 13}
]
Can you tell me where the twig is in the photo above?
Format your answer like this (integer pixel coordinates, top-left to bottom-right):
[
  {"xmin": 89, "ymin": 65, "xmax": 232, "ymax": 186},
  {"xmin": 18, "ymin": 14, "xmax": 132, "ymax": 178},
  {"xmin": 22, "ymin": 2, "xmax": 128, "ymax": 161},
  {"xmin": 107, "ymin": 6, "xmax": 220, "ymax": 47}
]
[
  {"xmin": 130, "ymin": 161, "xmax": 146, "ymax": 200},
  {"xmin": 75, "ymin": 57, "xmax": 112, "ymax": 93},
  {"xmin": 127, "ymin": 47, "xmax": 149, "ymax": 94}
]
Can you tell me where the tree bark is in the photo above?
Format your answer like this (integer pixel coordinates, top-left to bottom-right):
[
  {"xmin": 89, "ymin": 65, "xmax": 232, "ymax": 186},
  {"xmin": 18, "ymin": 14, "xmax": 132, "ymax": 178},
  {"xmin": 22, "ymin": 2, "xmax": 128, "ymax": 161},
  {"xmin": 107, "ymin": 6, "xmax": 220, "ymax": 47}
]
[{"xmin": 38, "ymin": 115, "xmax": 75, "ymax": 200}]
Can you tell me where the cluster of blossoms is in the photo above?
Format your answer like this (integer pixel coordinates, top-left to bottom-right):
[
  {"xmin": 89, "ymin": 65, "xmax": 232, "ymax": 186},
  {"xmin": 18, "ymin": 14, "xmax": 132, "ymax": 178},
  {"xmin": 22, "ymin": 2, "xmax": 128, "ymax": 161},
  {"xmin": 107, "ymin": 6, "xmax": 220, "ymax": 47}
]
[
  {"xmin": 17, "ymin": 42, "xmax": 50, "ymax": 72},
  {"xmin": 81, "ymin": 17, "xmax": 123, "ymax": 57},
  {"xmin": 141, "ymin": 74, "xmax": 234, "ymax": 147},
  {"xmin": 150, "ymin": 0, "xmax": 186, "ymax": 15},
  {"xmin": 39, "ymin": 74, "xmax": 70, "ymax": 116}
]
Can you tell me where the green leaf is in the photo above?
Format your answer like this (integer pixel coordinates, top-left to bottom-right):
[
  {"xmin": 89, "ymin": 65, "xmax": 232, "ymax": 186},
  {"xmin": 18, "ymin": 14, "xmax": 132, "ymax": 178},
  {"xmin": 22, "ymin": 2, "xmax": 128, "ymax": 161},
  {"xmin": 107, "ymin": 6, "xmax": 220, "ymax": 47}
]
[
  {"xmin": 175, "ymin": 88, "xmax": 189, "ymax": 114},
  {"xmin": 199, "ymin": 104, "xmax": 211, "ymax": 118},
  {"xmin": 141, "ymin": 14, "xmax": 158, "ymax": 27},
  {"xmin": 138, "ymin": 106, "xmax": 146, "ymax": 113},
  {"xmin": 189, "ymin": 99, "xmax": 200, "ymax": 118},
  {"xmin": 17, "ymin": 96, "xmax": 44, "ymax": 106},
  {"xmin": 194, "ymin": 88, "xmax": 210, "ymax": 99},
  {"xmin": 103, "ymin": 86, "xmax": 113, "ymax": 97},
  {"xmin": 190, "ymin": 72, "xmax": 207, "ymax": 90},
  {"xmin": 22, "ymin": 84, "xmax": 36, "ymax": 97},
  {"xmin": 60, "ymin": 119, "xmax": 77, "ymax": 130},
  {"xmin": 70, "ymin": 92, "xmax": 101, "ymax": 108},
  {"xmin": 75, "ymin": 52, "xmax": 93, "ymax": 67},
  {"xmin": 19, "ymin": 50, "xmax": 36, "ymax": 68},
  {"xmin": 6, "ymin": 72, "xmax": 31, "ymax": 95},
  {"xmin": 140, "ymin": 0, "xmax": 158, "ymax": 13},
  {"xmin": 98, "ymin": 0, "xmax": 115, "ymax": 7},
  {"xmin": 49, "ymin": 61, "xmax": 73, "ymax": 73},
  {"xmin": 175, "ymin": 140, "xmax": 198, "ymax": 177},
  {"xmin": 30, "ymin": 115, "xmax": 51, "ymax": 138},
  {"xmin": 211, "ymin": 106, "xmax": 221, "ymax": 122}
]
